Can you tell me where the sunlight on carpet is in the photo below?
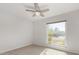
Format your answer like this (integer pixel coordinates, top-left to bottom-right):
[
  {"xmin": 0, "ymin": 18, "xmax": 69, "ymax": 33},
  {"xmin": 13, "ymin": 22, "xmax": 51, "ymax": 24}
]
[{"xmin": 40, "ymin": 48, "xmax": 67, "ymax": 55}]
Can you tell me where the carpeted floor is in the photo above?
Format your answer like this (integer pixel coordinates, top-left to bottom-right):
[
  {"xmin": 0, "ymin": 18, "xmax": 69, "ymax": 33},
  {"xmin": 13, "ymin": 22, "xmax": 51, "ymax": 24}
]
[{"xmin": 1, "ymin": 45, "xmax": 78, "ymax": 55}]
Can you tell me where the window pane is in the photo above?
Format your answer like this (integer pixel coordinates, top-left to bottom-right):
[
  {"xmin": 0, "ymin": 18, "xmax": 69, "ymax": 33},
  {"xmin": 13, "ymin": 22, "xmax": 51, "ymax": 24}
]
[{"xmin": 48, "ymin": 22, "xmax": 66, "ymax": 47}]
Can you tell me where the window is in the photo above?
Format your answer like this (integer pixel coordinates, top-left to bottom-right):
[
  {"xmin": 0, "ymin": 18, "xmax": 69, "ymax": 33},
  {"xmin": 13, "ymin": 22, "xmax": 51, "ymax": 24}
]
[{"xmin": 48, "ymin": 21, "xmax": 66, "ymax": 47}]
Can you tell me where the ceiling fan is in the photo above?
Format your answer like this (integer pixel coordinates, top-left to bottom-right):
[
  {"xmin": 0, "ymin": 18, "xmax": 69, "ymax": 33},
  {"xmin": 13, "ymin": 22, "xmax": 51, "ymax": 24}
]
[{"xmin": 25, "ymin": 3, "xmax": 49, "ymax": 17}]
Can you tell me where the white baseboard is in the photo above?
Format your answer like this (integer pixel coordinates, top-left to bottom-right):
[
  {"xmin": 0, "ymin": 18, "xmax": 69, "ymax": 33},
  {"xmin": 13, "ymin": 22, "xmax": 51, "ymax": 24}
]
[{"xmin": 0, "ymin": 42, "xmax": 32, "ymax": 54}]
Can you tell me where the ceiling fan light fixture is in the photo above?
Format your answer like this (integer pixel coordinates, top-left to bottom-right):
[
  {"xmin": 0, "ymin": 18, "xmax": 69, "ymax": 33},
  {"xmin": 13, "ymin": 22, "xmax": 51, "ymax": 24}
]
[
  {"xmin": 35, "ymin": 12, "xmax": 40, "ymax": 16},
  {"xmin": 25, "ymin": 3, "xmax": 49, "ymax": 17}
]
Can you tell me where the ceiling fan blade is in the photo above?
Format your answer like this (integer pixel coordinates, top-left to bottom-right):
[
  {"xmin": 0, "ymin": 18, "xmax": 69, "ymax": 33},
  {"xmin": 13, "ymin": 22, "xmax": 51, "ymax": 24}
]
[
  {"xmin": 40, "ymin": 12, "xmax": 44, "ymax": 17},
  {"xmin": 32, "ymin": 13, "xmax": 36, "ymax": 17},
  {"xmin": 26, "ymin": 9, "xmax": 35, "ymax": 12},
  {"xmin": 41, "ymin": 9, "xmax": 49, "ymax": 12}
]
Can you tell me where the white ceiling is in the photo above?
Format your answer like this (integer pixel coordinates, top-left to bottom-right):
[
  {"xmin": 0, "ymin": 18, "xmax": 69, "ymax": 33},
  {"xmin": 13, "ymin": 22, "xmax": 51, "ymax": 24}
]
[{"xmin": 0, "ymin": 3, "xmax": 79, "ymax": 21}]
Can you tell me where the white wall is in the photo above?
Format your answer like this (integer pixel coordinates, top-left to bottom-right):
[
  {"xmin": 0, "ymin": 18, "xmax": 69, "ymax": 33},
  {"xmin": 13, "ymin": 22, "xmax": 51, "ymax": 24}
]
[
  {"xmin": 0, "ymin": 7, "xmax": 33, "ymax": 53},
  {"xmin": 33, "ymin": 10, "xmax": 79, "ymax": 54}
]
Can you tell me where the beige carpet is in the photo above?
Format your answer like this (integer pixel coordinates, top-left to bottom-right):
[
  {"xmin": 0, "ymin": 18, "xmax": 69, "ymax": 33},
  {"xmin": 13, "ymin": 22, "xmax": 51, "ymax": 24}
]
[{"xmin": 1, "ymin": 45, "xmax": 77, "ymax": 55}]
